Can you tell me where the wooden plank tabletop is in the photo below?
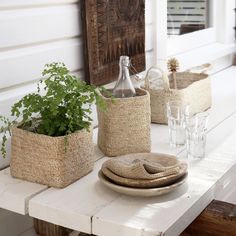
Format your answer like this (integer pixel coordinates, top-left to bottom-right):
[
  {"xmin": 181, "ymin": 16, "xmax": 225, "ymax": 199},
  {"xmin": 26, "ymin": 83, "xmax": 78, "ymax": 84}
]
[
  {"xmin": 93, "ymin": 116, "xmax": 236, "ymax": 236},
  {"xmin": 0, "ymin": 168, "xmax": 47, "ymax": 215},
  {"xmin": 26, "ymin": 67, "xmax": 236, "ymax": 234}
]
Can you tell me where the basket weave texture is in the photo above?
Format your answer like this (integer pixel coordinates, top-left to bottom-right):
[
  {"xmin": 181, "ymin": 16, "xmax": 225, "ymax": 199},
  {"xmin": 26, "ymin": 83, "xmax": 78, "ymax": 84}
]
[
  {"xmin": 97, "ymin": 88, "xmax": 151, "ymax": 157},
  {"xmin": 101, "ymin": 153, "xmax": 188, "ymax": 188},
  {"xmin": 10, "ymin": 126, "xmax": 94, "ymax": 188},
  {"xmin": 144, "ymin": 67, "xmax": 212, "ymax": 124}
]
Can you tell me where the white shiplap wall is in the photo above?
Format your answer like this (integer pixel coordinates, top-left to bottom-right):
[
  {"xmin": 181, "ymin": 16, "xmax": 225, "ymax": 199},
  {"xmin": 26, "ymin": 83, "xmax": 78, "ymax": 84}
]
[{"xmin": 0, "ymin": 0, "xmax": 155, "ymax": 167}]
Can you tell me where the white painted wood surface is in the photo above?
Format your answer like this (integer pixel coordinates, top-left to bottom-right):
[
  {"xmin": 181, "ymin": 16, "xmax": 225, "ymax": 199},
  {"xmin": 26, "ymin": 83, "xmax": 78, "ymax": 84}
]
[
  {"xmin": 0, "ymin": 38, "xmax": 83, "ymax": 89},
  {"xmin": 167, "ymin": 28, "xmax": 216, "ymax": 56},
  {"xmin": 0, "ymin": 0, "xmax": 78, "ymax": 9},
  {"xmin": 0, "ymin": 168, "xmax": 47, "ymax": 215},
  {"xmin": 28, "ymin": 67, "xmax": 236, "ymax": 235},
  {"xmin": 0, "ymin": 5, "xmax": 80, "ymax": 50},
  {"xmin": 170, "ymin": 43, "xmax": 235, "ymax": 71},
  {"xmin": 90, "ymin": 115, "xmax": 236, "ymax": 236},
  {"xmin": 28, "ymin": 116, "xmax": 236, "ymax": 235},
  {"xmin": 29, "ymin": 157, "xmax": 118, "ymax": 234}
]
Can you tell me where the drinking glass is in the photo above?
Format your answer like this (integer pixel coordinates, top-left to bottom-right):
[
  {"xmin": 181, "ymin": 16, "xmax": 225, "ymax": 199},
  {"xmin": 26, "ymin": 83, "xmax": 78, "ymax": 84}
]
[
  {"xmin": 166, "ymin": 101, "xmax": 190, "ymax": 147},
  {"xmin": 186, "ymin": 112, "xmax": 209, "ymax": 160}
]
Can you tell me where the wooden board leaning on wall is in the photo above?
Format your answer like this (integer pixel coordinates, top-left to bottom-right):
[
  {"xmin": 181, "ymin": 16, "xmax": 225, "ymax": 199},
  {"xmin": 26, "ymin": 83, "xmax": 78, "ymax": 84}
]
[{"xmin": 81, "ymin": 0, "xmax": 146, "ymax": 85}]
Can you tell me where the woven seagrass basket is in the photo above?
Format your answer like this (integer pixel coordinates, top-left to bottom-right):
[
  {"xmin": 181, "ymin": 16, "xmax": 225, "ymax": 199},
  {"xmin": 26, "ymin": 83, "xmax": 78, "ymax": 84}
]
[
  {"xmin": 10, "ymin": 126, "xmax": 94, "ymax": 188},
  {"xmin": 143, "ymin": 64, "xmax": 212, "ymax": 124},
  {"xmin": 97, "ymin": 88, "xmax": 151, "ymax": 157}
]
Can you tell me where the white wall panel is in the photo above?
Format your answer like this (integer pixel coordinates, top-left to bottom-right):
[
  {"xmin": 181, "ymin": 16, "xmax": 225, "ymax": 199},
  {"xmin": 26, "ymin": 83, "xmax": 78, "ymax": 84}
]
[
  {"xmin": 0, "ymin": 38, "xmax": 83, "ymax": 89},
  {"xmin": 0, "ymin": 4, "xmax": 80, "ymax": 50},
  {"xmin": 0, "ymin": 133, "xmax": 11, "ymax": 169},
  {"xmin": 145, "ymin": 0, "xmax": 153, "ymax": 25},
  {"xmin": 145, "ymin": 50, "xmax": 154, "ymax": 70},
  {"xmin": 145, "ymin": 24, "xmax": 154, "ymax": 52},
  {"xmin": 0, "ymin": 0, "xmax": 78, "ymax": 9},
  {"xmin": 0, "ymin": 82, "xmax": 37, "ymax": 118}
]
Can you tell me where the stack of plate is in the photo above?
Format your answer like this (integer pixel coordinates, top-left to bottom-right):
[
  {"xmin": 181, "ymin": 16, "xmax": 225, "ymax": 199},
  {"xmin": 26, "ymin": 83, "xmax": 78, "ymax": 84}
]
[{"xmin": 98, "ymin": 153, "xmax": 188, "ymax": 197}]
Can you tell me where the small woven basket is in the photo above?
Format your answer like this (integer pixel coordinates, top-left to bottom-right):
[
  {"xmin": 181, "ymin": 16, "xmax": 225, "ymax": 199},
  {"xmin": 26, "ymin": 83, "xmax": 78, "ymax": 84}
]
[
  {"xmin": 97, "ymin": 88, "xmax": 151, "ymax": 157},
  {"xmin": 144, "ymin": 64, "xmax": 212, "ymax": 124},
  {"xmin": 10, "ymin": 126, "xmax": 94, "ymax": 188}
]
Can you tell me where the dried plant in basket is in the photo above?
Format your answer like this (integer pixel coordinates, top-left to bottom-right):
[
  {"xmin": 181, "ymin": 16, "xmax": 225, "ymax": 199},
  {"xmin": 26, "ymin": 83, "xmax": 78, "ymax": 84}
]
[{"xmin": 167, "ymin": 58, "xmax": 180, "ymax": 89}]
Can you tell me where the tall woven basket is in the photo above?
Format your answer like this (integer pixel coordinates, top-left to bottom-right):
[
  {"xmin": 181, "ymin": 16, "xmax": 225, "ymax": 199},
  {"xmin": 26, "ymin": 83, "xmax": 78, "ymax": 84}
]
[
  {"xmin": 10, "ymin": 126, "xmax": 94, "ymax": 188},
  {"xmin": 97, "ymin": 88, "xmax": 151, "ymax": 157},
  {"xmin": 143, "ymin": 64, "xmax": 212, "ymax": 124}
]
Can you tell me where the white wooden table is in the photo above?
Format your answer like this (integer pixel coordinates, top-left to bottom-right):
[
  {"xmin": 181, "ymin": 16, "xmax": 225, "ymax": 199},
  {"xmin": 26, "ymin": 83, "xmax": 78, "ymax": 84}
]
[
  {"xmin": 27, "ymin": 117, "xmax": 236, "ymax": 236},
  {"xmin": 0, "ymin": 67, "xmax": 236, "ymax": 235}
]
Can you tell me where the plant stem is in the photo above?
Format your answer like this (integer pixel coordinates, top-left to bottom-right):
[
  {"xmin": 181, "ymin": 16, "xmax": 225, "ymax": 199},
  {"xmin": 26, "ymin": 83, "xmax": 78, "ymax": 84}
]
[{"xmin": 173, "ymin": 71, "xmax": 177, "ymax": 89}]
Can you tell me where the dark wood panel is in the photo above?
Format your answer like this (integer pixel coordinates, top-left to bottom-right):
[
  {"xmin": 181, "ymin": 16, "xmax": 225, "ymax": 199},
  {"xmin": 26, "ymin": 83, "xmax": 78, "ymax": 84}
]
[
  {"xmin": 33, "ymin": 218, "xmax": 73, "ymax": 236},
  {"xmin": 81, "ymin": 0, "xmax": 145, "ymax": 85},
  {"xmin": 181, "ymin": 200, "xmax": 236, "ymax": 236}
]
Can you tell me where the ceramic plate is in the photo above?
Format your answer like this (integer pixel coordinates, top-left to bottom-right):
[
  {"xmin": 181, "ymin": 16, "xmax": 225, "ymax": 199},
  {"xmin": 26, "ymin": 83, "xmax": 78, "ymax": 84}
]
[{"xmin": 98, "ymin": 170, "xmax": 188, "ymax": 197}]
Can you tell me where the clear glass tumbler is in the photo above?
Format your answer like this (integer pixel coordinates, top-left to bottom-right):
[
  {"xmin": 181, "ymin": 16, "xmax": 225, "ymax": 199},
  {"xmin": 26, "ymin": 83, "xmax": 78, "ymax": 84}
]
[
  {"xmin": 186, "ymin": 112, "xmax": 209, "ymax": 160},
  {"xmin": 166, "ymin": 101, "xmax": 190, "ymax": 147}
]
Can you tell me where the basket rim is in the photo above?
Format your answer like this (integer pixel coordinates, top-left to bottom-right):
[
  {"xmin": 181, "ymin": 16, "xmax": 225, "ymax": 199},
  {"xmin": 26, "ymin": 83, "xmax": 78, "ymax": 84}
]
[
  {"xmin": 100, "ymin": 88, "xmax": 149, "ymax": 101},
  {"xmin": 12, "ymin": 125, "xmax": 92, "ymax": 140},
  {"xmin": 146, "ymin": 74, "xmax": 210, "ymax": 92},
  {"xmin": 169, "ymin": 71, "xmax": 209, "ymax": 78}
]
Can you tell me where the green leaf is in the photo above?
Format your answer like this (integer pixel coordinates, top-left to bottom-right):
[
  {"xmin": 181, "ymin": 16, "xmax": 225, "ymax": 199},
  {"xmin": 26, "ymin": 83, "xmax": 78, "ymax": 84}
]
[{"xmin": 0, "ymin": 62, "xmax": 112, "ymax": 158}]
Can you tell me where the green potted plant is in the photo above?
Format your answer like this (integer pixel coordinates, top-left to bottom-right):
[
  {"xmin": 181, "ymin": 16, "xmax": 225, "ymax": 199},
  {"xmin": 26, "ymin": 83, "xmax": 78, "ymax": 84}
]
[{"xmin": 0, "ymin": 62, "xmax": 107, "ymax": 188}]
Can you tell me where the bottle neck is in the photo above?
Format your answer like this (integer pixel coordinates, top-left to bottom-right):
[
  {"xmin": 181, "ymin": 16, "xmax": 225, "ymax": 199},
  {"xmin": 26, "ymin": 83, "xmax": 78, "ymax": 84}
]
[
  {"xmin": 119, "ymin": 63, "xmax": 130, "ymax": 80},
  {"xmin": 113, "ymin": 56, "xmax": 136, "ymax": 98}
]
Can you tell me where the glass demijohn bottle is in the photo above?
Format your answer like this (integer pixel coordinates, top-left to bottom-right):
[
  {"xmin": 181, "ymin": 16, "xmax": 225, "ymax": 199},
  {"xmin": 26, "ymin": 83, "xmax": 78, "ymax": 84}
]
[{"xmin": 113, "ymin": 56, "xmax": 136, "ymax": 98}]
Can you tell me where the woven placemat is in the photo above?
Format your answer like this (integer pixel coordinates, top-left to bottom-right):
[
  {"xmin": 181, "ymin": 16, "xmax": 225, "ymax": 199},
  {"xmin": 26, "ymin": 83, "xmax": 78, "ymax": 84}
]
[
  {"xmin": 102, "ymin": 164, "xmax": 187, "ymax": 188},
  {"xmin": 101, "ymin": 153, "xmax": 188, "ymax": 188}
]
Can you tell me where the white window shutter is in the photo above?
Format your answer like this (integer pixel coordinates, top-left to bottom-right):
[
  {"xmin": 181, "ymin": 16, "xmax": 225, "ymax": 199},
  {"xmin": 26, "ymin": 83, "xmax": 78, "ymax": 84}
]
[{"xmin": 167, "ymin": 0, "xmax": 208, "ymax": 35}]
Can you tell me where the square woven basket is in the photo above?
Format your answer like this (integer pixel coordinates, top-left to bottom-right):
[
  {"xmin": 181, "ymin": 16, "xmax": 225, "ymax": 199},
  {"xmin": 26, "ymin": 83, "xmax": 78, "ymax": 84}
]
[
  {"xmin": 10, "ymin": 126, "xmax": 94, "ymax": 188},
  {"xmin": 143, "ymin": 64, "xmax": 212, "ymax": 124},
  {"xmin": 97, "ymin": 88, "xmax": 151, "ymax": 157}
]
